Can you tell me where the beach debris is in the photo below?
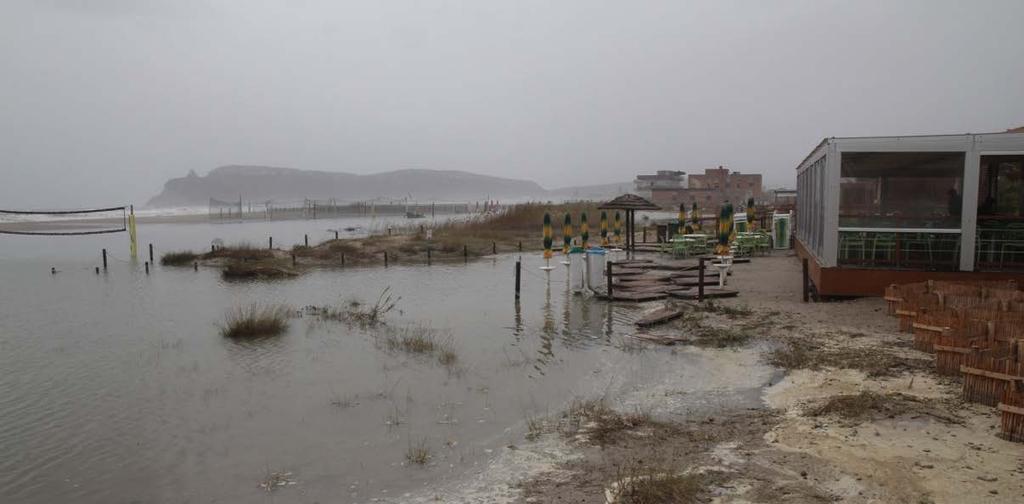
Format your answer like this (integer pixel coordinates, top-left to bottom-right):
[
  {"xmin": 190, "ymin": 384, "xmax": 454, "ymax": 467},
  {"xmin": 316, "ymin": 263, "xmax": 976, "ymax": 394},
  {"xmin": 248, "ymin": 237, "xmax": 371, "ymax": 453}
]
[
  {"xmin": 258, "ymin": 471, "xmax": 296, "ymax": 492},
  {"xmin": 635, "ymin": 305, "xmax": 686, "ymax": 327}
]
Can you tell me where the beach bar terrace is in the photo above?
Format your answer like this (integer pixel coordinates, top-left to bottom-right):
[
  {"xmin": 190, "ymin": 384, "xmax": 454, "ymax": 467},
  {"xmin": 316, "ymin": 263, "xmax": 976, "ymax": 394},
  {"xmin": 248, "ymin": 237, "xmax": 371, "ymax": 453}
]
[{"xmin": 795, "ymin": 131, "xmax": 1024, "ymax": 296}]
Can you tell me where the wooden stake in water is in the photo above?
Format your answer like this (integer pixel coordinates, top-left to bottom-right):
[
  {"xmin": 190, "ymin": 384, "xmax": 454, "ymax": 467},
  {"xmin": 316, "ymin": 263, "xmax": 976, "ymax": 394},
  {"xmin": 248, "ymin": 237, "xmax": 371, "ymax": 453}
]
[
  {"xmin": 492, "ymin": 242, "xmax": 496, "ymax": 254},
  {"xmin": 304, "ymin": 234, "xmax": 308, "ymax": 247},
  {"xmin": 144, "ymin": 261, "xmax": 149, "ymax": 275},
  {"xmin": 95, "ymin": 267, "xmax": 100, "ymax": 274},
  {"xmin": 334, "ymin": 230, "xmax": 339, "ymax": 240},
  {"xmin": 102, "ymin": 249, "xmax": 107, "ymax": 270},
  {"xmin": 515, "ymin": 258, "xmax": 521, "ymax": 299},
  {"xmin": 606, "ymin": 260, "xmax": 613, "ymax": 298},
  {"xmin": 269, "ymin": 236, "xmax": 273, "ymax": 249},
  {"xmin": 148, "ymin": 243, "xmax": 153, "ymax": 263}
]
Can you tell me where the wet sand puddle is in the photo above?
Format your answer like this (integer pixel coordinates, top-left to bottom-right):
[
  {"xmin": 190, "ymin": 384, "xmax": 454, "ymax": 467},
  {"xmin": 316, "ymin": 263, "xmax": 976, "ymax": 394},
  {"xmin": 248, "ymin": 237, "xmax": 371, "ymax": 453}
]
[{"xmin": 0, "ymin": 224, "xmax": 776, "ymax": 503}]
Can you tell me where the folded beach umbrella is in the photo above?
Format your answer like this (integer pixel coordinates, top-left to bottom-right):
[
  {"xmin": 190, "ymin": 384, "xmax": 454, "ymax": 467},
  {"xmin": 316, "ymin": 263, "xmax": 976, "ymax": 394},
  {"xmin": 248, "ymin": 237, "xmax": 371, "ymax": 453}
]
[
  {"xmin": 613, "ymin": 211, "xmax": 622, "ymax": 245},
  {"xmin": 563, "ymin": 213, "xmax": 573, "ymax": 254},
  {"xmin": 691, "ymin": 201, "xmax": 701, "ymax": 231},
  {"xmin": 716, "ymin": 202, "xmax": 732, "ymax": 255},
  {"xmin": 600, "ymin": 211, "xmax": 608, "ymax": 247},
  {"xmin": 580, "ymin": 212, "xmax": 589, "ymax": 248},
  {"xmin": 543, "ymin": 213, "xmax": 553, "ymax": 259}
]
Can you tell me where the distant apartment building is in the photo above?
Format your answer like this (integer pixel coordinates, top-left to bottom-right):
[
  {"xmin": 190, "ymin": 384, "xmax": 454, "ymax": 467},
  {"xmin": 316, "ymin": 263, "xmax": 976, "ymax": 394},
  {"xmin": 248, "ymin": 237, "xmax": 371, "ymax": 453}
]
[
  {"xmin": 637, "ymin": 166, "xmax": 763, "ymax": 208},
  {"xmin": 633, "ymin": 170, "xmax": 686, "ymax": 199}
]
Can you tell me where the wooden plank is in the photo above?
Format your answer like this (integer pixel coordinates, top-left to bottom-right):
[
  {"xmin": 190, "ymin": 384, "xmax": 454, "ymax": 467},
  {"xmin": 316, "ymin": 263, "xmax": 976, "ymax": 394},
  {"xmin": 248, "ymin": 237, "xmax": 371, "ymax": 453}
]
[
  {"xmin": 596, "ymin": 290, "xmax": 668, "ymax": 302},
  {"xmin": 635, "ymin": 306, "xmax": 686, "ymax": 327},
  {"xmin": 933, "ymin": 345, "xmax": 971, "ymax": 354},
  {"xmin": 997, "ymin": 403, "xmax": 1024, "ymax": 416},
  {"xmin": 912, "ymin": 323, "xmax": 947, "ymax": 332},
  {"xmin": 666, "ymin": 287, "xmax": 739, "ymax": 300},
  {"xmin": 960, "ymin": 365, "xmax": 1023, "ymax": 382}
]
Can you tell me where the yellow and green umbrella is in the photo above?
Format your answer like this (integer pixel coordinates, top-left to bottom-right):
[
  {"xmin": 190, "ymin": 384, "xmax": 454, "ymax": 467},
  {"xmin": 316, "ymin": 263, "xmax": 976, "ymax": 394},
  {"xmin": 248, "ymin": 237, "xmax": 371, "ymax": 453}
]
[
  {"xmin": 580, "ymin": 212, "xmax": 589, "ymax": 248},
  {"xmin": 613, "ymin": 211, "xmax": 622, "ymax": 245},
  {"xmin": 600, "ymin": 211, "xmax": 608, "ymax": 247},
  {"xmin": 562, "ymin": 213, "xmax": 573, "ymax": 254},
  {"xmin": 691, "ymin": 201, "xmax": 701, "ymax": 231},
  {"xmin": 543, "ymin": 213, "xmax": 553, "ymax": 259},
  {"xmin": 716, "ymin": 202, "xmax": 733, "ymax": 255}
]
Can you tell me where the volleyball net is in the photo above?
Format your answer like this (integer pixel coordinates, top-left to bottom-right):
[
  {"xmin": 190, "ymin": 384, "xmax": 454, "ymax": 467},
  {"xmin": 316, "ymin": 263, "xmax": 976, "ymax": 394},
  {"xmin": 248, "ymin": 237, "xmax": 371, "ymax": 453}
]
[{"xmin": 0, "ymin": 206, "xmax": 131, "ymax": 237}]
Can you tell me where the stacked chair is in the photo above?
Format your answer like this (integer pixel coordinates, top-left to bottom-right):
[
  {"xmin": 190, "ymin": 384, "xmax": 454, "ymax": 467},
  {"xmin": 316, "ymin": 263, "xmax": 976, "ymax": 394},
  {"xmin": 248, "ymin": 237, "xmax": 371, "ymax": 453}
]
[{"xmin": 884, "ymin": 280, "xmax": 1024, "ymax": 442}]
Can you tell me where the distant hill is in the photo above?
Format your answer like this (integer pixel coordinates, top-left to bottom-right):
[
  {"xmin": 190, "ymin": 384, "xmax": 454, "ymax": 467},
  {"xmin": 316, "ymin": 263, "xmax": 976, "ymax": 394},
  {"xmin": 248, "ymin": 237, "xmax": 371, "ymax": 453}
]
[{"xmin": 146, "ymin": 166, "xmax": 549, "ymax": 207}]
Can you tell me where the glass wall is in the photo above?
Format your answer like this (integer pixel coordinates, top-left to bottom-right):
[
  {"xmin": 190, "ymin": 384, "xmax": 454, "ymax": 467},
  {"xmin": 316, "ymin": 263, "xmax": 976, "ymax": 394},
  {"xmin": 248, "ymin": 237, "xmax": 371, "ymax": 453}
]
[
  {"xmin": 838, "ymin": 152, "xmax": 964, "ymax": 270},
  {"xmin": 796, "ymin": 155, "xmax": 827, "ymax": 259},
  {"xmin": 975, "ymin": 154, "xmax": 1024, "ymax": 271}
]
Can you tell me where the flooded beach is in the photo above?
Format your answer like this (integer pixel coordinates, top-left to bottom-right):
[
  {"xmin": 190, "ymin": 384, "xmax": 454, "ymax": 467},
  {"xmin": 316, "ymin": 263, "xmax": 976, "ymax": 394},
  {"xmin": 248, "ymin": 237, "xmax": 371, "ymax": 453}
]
[{"xmin": 0, "ymin": 218, "xmax": 776, "ymax": 503}]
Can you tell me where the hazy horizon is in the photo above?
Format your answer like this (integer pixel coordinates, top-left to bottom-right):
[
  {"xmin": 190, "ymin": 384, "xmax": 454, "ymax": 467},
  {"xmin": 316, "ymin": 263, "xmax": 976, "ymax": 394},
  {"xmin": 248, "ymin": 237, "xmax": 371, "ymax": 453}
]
[{"xmin": 2, "ymin": 0, "xmax": 1023, "ymax": 208}]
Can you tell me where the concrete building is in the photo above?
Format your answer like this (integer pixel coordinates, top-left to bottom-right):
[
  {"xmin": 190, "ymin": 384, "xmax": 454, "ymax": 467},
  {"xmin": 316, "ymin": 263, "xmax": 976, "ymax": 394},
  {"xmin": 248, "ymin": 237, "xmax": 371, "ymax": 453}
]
[
  {"xmin": 644, "ymin": 166, "xmax": 763, "ymax": 209},
  {"xmin": 794, "ymin": 130, "xmax": 1024, "ymax": 297},
  {"xmin": 633, "ymin": 170, "xmax": 686, "ymax": 199}
]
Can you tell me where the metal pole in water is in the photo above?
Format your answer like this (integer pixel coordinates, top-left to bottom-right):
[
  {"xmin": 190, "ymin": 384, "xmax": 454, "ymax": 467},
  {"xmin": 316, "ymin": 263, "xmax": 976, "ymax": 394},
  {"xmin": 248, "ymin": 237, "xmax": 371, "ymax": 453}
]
[
  {"xmin": 606, "ymin": 260, "xmax": 613, "ymax": 299},
  {"xmin": 515, "ymin": 258, "xmax": 521, "ymax": 299},
  {"xmin": 148, "ymin": 243, "xmax": 153, "ymax": 263},
  {"xmin": 102, "ymin": 249, "xmax": 107, "ymax": 270},
  {"xmin": 698, "ymin": 257, "xmax": 705, "ymax": 302}
]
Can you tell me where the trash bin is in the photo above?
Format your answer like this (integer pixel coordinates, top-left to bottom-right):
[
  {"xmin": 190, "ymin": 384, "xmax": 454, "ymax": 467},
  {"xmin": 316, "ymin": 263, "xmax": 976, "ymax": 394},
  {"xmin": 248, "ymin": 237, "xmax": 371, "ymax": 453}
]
[
  {"xmin": 586, "ymin": 247, "xmax": 606, "ymax": 291},
  {"xmin": 568, "ymin": 246, "xmax": 586, "ymax": 293}
]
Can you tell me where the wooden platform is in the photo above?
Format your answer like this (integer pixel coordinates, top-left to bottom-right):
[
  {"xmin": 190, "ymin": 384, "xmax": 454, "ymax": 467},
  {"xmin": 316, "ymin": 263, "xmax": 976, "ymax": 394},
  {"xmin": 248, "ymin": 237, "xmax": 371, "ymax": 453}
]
[
  {"xmin": 594, "ymin": 290, "xmax": 668, "ymax": 302},
  {"xmin": 666, "ymin": 287, "xmax": 739, "ymax": 300}
]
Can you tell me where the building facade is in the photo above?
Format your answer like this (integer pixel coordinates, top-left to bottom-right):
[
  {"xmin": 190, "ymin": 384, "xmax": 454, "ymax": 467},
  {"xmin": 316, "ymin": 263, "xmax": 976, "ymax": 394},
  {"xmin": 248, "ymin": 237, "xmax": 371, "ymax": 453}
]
[
  {"xmin": 794, "ymin": 131, "xmax": 1024, "ymax": 296},
  {"xmin": 644, "ymin": 166, "xmax": 763, "ymax": 208},
  {"xmin": 634, "ymin": 170, "xmax": 686, "ymax": 199}
]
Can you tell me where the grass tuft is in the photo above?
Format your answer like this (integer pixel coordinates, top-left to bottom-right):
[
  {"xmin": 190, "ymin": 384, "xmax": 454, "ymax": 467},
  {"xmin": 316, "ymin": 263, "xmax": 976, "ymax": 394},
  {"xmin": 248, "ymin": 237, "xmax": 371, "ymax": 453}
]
[
  {"xmin": 559, "ymin": 398, "xmax": 654, "ymax": 446},
  {"xmin": 611, "ymin": 461, "xmax": 705, "ymax": 504},
  {"xmin": 160, "ymin": 250, "xmax": 198, "ymax": 266},
  {"xmin": 405, "ymin": 439, "xmax": 431, "ymax": 465},
  {"xmin": 220, "ymin": 303, "xmax": 290, "ymax": 338}
]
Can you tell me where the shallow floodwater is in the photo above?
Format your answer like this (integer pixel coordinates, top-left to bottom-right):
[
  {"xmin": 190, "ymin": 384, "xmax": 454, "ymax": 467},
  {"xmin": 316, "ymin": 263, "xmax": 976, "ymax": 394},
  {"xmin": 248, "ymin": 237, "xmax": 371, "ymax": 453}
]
[{"xmin": 0, "ymin": 219, "xmax": 775, "ymax": 503}]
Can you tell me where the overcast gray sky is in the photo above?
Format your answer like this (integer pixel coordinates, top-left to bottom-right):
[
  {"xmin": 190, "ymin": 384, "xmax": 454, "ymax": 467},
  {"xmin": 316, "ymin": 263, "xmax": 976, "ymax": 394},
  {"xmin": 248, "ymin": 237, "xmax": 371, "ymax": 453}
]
[{"xmin": 2, "ymin": 0, "xmax": 1023, "ymax": 208}]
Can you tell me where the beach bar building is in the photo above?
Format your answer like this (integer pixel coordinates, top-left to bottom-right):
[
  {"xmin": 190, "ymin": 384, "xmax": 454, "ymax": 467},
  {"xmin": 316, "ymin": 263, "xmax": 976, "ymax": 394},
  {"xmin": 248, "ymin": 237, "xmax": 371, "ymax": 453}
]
[{"xmin": 795, "ymin": 130, "xmax": 1024, "ymax": 296}]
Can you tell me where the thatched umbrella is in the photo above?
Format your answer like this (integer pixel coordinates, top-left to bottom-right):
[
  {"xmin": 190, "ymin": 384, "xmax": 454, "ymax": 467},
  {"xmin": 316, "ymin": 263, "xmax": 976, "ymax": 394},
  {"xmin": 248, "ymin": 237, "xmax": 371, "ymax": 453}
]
[{"xmin": 598, "ymin": 194, "xmax": 661, "ymax": 252}]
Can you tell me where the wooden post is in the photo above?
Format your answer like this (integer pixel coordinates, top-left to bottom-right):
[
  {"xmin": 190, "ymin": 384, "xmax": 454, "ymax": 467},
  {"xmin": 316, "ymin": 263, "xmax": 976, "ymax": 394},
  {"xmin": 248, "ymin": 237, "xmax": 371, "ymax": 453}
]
[
  {"xmin": 518, "ymin": 241, "xmax": 522, "ymax": 252},
  {"xmin": 802, "ymin": 258, "xmax": 810, "ymax": 303},
  {"xmin": 341, "ymin": 254, "xmax": 345, "ymax": 266},
  {"xmin": 698, "ymin": 257, "xmax": 705, "ymax": 302},
  {"xmin": 492, "ymin": 241, "xmax": 496, "ymax": 254},
  {"xmin": 606, "ymin": 260, "xmax": 613, "ymax": 299},
  {"xmin": 269, "ymin": 236, "xmax": 273, "ymax": 249},
  {"xmin": 102, "ymin": 249, "xmax": 107, "ymax": 270},
  {"xmin": 148, "ymin": 243, "xmax": 153, "ymax": 263},
  {"xmin": 427, "ymin": 247, "xmax": 432, "ymax": 265},
  {"xmin": 95, "ymin": 266, "xmax": 100, "ymax": 274},
  {"xmin": 334, "ymin": 230, "xmax": 339, "ymax": 240},
  {"xmin": 211, "ymin": 244, "xmax": 216, "ymax": 254},
  {"xmin": 291, "ymin": 253, "xmax": 296, "ymax": 267},
  {"xmin": 514, "ymin": 258, "xmax": 521, "ymax": 299},
  {"xmin": 193, "ymin": 262, "xmax": 198, "ymax": 271},
  {"xmin": 384, "ymin": 251, "xmax": 388, "ymax": 267},
  {"xmin": 464, "ymin": 245, "xmax": 468, "ymax": 261},
  {"xmin": 144, "ymin": 261, "xmax": 149, "ymax": 275},
  {"xmin": 304, "ymin": 234, "xmax": 308, "ymax": 247}
]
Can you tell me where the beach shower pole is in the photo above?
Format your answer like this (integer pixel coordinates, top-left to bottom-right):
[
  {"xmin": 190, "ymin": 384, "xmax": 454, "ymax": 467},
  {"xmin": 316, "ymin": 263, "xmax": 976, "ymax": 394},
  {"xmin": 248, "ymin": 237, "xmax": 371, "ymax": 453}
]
[{"xmin": 102, "ymin": 249, "xmax": 107, "ymax": 270}]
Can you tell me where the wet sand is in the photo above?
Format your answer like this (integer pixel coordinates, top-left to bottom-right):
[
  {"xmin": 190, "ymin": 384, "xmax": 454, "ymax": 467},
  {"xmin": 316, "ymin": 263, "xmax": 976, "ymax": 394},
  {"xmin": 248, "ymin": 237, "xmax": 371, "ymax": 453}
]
[{"xmin": 423, "ymin": 253, "xmax": 1024, "ymax": 503}]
